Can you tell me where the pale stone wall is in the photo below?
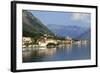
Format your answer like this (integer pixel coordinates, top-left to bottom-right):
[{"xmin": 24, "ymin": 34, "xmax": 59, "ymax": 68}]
[{"xmin": 38, "ymin": 39, "xmax": 57, "ymax": 47}]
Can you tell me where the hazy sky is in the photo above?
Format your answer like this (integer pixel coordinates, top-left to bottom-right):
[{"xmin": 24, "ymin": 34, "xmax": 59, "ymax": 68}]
[{"xmin": 30, "ymin": 10, "xmax": 91, "ymax": 28}]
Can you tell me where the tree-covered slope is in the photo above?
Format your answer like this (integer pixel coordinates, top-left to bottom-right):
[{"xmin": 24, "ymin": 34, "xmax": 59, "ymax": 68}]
[{"xmin": 22, "ymin": 10, "xmax": 54, "ymax": 37}]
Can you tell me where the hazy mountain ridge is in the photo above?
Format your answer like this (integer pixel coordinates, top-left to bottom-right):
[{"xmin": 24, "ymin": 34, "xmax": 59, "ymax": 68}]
[{"xmin": 47, "ymin": 24, "xmax": 90, "ymax": 40}]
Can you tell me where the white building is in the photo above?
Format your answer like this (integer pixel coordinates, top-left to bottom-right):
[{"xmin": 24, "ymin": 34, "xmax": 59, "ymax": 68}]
[{"xmin": 22, "ymin": 37, "xmax": 32, "ymax": 48}]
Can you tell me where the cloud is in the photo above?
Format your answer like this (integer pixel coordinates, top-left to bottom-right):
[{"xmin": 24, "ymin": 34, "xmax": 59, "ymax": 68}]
[{"xmin": 72, "ymin": 13, "xmax": 90, "ymax": 23}]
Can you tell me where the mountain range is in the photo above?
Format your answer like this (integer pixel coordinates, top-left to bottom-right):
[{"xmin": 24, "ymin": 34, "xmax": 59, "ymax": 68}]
[{"xmin": 22, "ymin": 10, "xmax": 90, "ymax": 40}]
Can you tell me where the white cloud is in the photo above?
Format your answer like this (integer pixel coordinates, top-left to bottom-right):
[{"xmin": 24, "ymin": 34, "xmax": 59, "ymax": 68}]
[{"xmin": 72, "ymin": 13, "xmax": 90, "ymax": 23}]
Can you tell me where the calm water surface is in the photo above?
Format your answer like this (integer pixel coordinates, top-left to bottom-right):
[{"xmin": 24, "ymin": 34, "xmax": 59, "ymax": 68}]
[{"xmin": 22, "ymin": 44, "xmax": 91, "ymax": 63}]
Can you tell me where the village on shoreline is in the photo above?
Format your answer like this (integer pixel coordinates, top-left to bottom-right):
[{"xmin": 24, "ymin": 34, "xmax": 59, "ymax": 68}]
[{"xmin": 22, "ymin": 34, "xmax": 89, "ymax": 49}]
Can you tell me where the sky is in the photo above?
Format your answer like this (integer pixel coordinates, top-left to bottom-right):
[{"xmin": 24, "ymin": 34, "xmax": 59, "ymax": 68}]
[{"xmin": 30, "ymin": 10, "xmax": 91, "ymax": 28}]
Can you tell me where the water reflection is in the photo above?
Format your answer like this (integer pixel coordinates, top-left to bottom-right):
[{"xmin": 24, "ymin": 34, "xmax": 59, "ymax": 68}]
[
  {"xmin": 23, "ymin": 47, "xmax": 56, "ymax": 62},
  {"xmin": 66, "ymin": 44, "xmax": 72, "ymax": 53},
  {"xmin": 38, "ymin": 47, "xmax": 56, "ymax": 56},
  {"xmin": 22, "ymin": 44, "xmax": 90, "ymax": 62}
]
